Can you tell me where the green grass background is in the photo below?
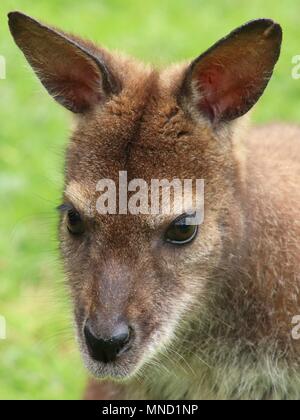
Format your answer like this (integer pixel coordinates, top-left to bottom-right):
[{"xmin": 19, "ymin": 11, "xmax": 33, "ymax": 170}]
[{"xmin": 0, "ymin": 0, "xmax": 299, "ymax": 400}]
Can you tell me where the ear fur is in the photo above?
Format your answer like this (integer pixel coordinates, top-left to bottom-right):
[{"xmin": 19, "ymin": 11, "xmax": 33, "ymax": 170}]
[{"xmin": 8, "ymin": 11, "xmax": 120, "ymax": 113}]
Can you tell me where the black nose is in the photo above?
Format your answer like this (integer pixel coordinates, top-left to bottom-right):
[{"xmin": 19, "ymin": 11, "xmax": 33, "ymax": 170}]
[{"xmin": 84, "ymin": 321, "xmax": 132, "ymax": 363}]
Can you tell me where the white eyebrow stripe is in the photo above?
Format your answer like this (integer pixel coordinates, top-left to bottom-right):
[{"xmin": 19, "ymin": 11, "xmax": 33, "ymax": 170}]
[{"xmin": 64, "ymin": 181, "xmax": 94, "ymax": 217}]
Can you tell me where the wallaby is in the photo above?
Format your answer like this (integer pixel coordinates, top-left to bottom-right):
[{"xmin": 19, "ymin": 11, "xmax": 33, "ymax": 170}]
[{"xmin": 9, "ymin": 11, "xmax": 300, "ymax": 400}]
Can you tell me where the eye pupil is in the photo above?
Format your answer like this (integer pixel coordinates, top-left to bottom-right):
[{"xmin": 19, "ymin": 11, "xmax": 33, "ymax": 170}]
[
  {"xmin": 165, "ymin": 215, "xmax": 198, "ymax": 245},
  {"xmin": 68, "ymin": 210, "xmax": 80, "ymax": 225},
  {"xmin": 177, "ymin": 224, "xmax": 190, "ymax": 233},
  {"xmin": 67, "ymin": 209, "xmax": 84, "ymax": 235}
]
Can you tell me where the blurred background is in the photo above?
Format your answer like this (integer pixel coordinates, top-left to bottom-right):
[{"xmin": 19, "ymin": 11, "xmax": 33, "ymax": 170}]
[{"xmin": 0, "ymin": 0, "xmax": 299, "ymax": 400}]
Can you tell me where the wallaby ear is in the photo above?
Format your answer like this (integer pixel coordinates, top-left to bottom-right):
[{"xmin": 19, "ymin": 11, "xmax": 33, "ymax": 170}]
[
  {"xmin": 8, "ymin": 11, "xmax": 119, "ymax": 113},
  {"xmin": 180, "ymin": 19, "xmax": 282, "ymax": 124}
]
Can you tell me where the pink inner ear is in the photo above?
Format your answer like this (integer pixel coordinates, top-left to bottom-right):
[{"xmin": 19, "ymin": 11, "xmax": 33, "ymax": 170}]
[
  {"xmin": 52, "ymin": 76, "xmax": 102, "ymax": 113},
  {"xmin": 45, "ymin": 58, "xmax": 103, "ymax": 113},
  {"xmin": 196, "ymin": 64, "xmax": 253, "ymax": 122}
]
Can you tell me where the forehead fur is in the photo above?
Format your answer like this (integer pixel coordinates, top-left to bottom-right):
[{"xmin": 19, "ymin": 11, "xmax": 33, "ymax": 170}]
[{"xmin": 65, "ymin": 54, "xmax": 235, "ymax": 206}]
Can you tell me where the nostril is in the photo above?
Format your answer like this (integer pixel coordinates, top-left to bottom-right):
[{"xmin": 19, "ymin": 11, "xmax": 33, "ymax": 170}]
[
  {"xmin": 111, "ymin": 325, "xmax": 133, "ymax": 355},
  {"xmin": 111, "ymin": 323, "xmax": 130, "ymax": 344},
  {"xmin": 84, "ymin": 322, "xmax": 133, "ymax": 364}
]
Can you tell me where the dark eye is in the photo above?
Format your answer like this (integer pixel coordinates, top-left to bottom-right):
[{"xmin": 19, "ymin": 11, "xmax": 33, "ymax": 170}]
[
  {"xmin": 165, "ymin": 215, "xmax": 198, "ymax": 245},
  {"xmin": 67, "ymin": 209, "xmax": 84, "ymax": 235}
]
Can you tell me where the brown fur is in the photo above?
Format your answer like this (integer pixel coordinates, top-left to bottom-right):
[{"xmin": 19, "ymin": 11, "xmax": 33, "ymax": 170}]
[{"xmin": 9, "ymin": 12, "xmax": 300, "ymax": 399}]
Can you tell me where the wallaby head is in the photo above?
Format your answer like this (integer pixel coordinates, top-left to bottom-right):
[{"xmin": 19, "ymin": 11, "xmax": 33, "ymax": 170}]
[{"xmin": 9, "ymin": 12, "xmax": 282, "ymax": 380}]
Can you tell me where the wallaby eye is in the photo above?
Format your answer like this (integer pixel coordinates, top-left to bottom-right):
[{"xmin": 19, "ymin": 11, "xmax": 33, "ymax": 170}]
[
  {"xmin": 67, "ymin": 209, "xmax": 84, "ymax": 235},
  {"xmin": 165, "ymin": 215, "xmax": 198, "ymax": 245}
]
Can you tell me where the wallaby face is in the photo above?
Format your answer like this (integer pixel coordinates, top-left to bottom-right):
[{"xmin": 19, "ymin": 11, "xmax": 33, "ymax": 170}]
[{"xmin": 9, "ymin": 12, "xmax": 283, "ymax": 382}]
